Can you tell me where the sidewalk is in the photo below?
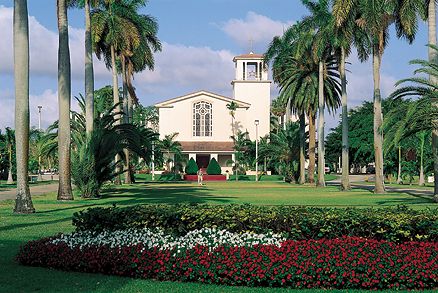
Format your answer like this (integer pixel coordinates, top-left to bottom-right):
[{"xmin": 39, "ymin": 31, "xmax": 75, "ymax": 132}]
[{"xmin": 0, "ymin": 183, "xmax": 58, "ymax": 201}]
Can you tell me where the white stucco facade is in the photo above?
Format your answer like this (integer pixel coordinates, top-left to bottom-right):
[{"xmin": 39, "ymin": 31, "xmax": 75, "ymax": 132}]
[{"xmin": 155, "ymin": 52, "xmax": 271, "ymax": 172}]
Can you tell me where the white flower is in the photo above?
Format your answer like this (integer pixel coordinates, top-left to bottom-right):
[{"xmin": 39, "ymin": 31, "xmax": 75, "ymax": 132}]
[{"xmin": 51, "ymin": 228, "xmax": 286, "ymax": 254}]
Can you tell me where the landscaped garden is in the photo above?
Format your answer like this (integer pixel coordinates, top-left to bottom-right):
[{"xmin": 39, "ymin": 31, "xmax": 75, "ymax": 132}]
[{"xmin": 2, "ymin": 180, "xmax": 438, "ymax": 292}]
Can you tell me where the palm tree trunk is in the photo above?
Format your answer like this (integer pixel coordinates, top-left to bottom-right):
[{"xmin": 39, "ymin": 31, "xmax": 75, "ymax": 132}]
[
  {"xmin": 308, "ymin": 110, "xmax": 316, "ymax": 184},
  {"xmin": 419, "ymin": 132, "xmax": 425, "ymax": 186},
  {"xmin": 121, "ymin": 59, "xmax": 132, "ymax": 184},
  {"xmin": 317, "ymin": 61, "xmax": 325, "ymax": 187},
  {"xmin": 84, "ymin": 0, "xmax": 94, "ymax": 134},
  {"xmin": 372, "ymin": 47, "xmax": 385, "ymax": 193},
  {"xmin": 111, "ymin": 44, "xmax": 122, "ymax": 185},
  {"xmin": 397, "ymin": 146, "xmax": 402, "ymax": 184},
  {"xmin": 231, "ymin": 114, "xmax": 238, "ymax": 181},
  {"xmin": 340, "ymin": 47, "xmax": 351, "ymax": 191},
  {"xmin": 427, "ymin": 0, "xmax": 438, "ymax": 199},
  {"xmin": 57, "ymin": 0, "xmax": 74, "ymax": 200},
  {"xmin": 13, "ymin": 0, "xmax": 34, "ymax": 213},
  {"xmin": 299, "ymin": 111, "xmax": 306, "ymax": 184},
  {"xmin": 7, "ymin": 146, "xmax": 13, "ymax": 184}
]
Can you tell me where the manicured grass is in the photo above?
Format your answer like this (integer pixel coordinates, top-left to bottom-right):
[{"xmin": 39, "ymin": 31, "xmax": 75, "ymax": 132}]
[{"xmin": 1, "ymin": 180, "xmax": 436, "ymax": 292}]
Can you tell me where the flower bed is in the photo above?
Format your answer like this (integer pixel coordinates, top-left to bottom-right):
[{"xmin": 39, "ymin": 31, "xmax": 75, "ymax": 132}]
[
  {"xmin": 17, "ymin": 233, "xmax": 438, "ymax": 290},
  {"xmin": 72, "ymin": 204, "xmax": 438, "ymax": 242}
]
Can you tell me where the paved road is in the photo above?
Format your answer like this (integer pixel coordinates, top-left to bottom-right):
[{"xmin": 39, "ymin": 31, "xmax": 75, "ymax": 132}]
[{"xmin": 0, "ymin": 183, "xmax": 58, "ymax": 201}]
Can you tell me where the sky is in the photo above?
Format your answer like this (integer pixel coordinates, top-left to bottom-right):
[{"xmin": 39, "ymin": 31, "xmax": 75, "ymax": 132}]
[{"xmin": 0, "ymin": 0, "xmax": 433, "ymax": 133}]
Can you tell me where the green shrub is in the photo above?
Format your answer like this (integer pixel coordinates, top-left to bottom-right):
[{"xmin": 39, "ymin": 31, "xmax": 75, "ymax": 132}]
[
  {"xmin": 72, "ymin": 204, "xmax": 438, "ymax": 242},
  {"xmin": 206, "ymin": 158, "xmax": 221, "ymax": 175},
  {"xmin": 185, "ymin": 158, "xmax": 198, "ymax": 175}
]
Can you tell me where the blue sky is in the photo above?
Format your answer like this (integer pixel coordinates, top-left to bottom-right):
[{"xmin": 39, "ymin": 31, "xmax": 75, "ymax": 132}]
[{"xmin": 0, "ymin": 0, "xmax": 433, "ymax": 131}]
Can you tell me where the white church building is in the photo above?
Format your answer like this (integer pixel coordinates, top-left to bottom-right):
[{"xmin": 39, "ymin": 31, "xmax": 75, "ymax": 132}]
[{"xmin": 155, "ymin": 52, "xmax": 271, "ymax": 172}]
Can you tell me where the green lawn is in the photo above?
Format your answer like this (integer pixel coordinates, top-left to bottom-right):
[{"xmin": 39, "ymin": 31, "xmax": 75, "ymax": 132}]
[{"xmin": 1, "ymin": 180, "xmax": 436, "ymax": 292}]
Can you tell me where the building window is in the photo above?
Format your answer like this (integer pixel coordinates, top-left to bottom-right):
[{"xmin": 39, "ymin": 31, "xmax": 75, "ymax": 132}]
[{"xmin": 193, "ymin": 101, "xmax": 212, "ymax": 136}]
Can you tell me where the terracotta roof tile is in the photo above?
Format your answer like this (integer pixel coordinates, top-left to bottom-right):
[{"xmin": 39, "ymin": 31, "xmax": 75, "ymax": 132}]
[{"xmin": 180, "ymin": 141, "xmax": 234, "ymax": 152}]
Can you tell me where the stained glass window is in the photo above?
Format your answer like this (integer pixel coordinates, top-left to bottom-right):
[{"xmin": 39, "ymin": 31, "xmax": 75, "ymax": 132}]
[{"xmin": 193, "ymin": 101, "xmax": 212, "ymax": 136}]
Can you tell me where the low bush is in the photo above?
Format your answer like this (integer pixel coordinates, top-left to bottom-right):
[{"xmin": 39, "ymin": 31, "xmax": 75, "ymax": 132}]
[
  {"xmin": 17, "ymin": 236, "xmax": 438, "ymax": 290},
  {"xmin": 72, "ymin": 204, "xmax": 438, "ymax": 242},
  {"xmin": 206, "ymin": 158, "xmax": 221, "ymax": 175}
]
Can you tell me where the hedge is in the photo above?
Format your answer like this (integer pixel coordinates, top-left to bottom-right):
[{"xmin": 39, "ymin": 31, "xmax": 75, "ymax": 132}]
[
  {"xmin": 72, "ymin": 204, "xmax": 438, "ymax": 242},
  {"xmin": 16, "ymin": 236, "xmax": 438, "ymax": 290}
]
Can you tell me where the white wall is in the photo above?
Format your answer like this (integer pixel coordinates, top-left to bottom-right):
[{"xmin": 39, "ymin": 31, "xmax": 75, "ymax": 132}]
[
  {"xmin": 233, "ymin": 81, "xmax": 271, "ymax": 140},
  {"xmin": 158, "ymin": 93, "xmax": 247, "ymax": 141}
]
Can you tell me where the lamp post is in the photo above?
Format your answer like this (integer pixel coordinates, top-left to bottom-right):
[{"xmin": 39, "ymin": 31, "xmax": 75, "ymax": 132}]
[
  {"xmin": 255, "ymin": 119, "xmax": 259, "ymax": 182},
  {"xmin": 37, "ymin": 105, "xmax": 42, "ymax": 130}
]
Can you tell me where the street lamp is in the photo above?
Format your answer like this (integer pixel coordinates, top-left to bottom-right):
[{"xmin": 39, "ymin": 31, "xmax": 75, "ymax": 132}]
[
  {"xmin": 37, "ymin": 105, "xmax": 42, "ymax": 130},
  {"xmin": 255, "ymin": 119, "xmax": 259, "ymax": 182}
]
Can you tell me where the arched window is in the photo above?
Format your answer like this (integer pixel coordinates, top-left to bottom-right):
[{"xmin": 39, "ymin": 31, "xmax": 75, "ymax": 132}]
[{"xmin": 193, "ymin": 101, "xmax": 212, "ymax": 136}]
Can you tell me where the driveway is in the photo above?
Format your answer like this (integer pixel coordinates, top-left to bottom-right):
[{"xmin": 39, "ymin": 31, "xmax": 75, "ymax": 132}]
[{"xmin": 0, "ymin": 183, "xmax": 58, "ymax": 201}]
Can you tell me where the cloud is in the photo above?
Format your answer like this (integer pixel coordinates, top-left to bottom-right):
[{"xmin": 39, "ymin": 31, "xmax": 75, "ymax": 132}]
[
  {"xmin": 0, "ymin": 6, "xmax": 111, "ymax": 81},
  {"xmin": 0, "ymin": 88, "xmax": 82, "ymax": 130},
  {"xmin": 219, "ymin": 11, "xmax": 294, "ymax": 51},
  {"xmin": 133, "ymin": 43, "xmax": 235, "ymax": 101}
]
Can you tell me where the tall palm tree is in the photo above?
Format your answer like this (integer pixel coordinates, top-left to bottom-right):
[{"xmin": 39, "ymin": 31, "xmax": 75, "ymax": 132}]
[
  {"xmin": 57, "ymin": 0, "xmax": 74, "ymax": 200},
  {"xmin": 226, "ymin": 101, "xmax": 238, "ymax": 181},
  {"xmin": 388, "ymin": 47, "xmax": 438, "ymax": 191},
  {"xmin": 13, "ymin": 0, "xmax": 34, "ymax": 213},
  {"xmin": 264, "ymin": 23, "xmax": 314, "ymax": 184},
  {"xmin": 265, "ymin": 23, "xmax": 341, "ymax": 185},
  {"xmin": 334, "ymin": 0, "xmax": 420, "ymax": 193},
  {"xmin": 120, "ymin": 9, "xmax": 161, "ymax": 184},
  {"xmin": 92, "ymin": 0, "xmax": 148, "ymax": 184},
  {"xmin": 425, "ymin": 0, "xmax": 438, "ymax": 195},
  {"xmin": 302, "ymin": 0, "xmax": 337, "ymax": 187},
  {"xmin": 331, "ymin": 0, "xmax": 369, "ymax": 190},
  {"xmin": 68, "ymin": 0, "xmax": 99, "ymax": 134}
]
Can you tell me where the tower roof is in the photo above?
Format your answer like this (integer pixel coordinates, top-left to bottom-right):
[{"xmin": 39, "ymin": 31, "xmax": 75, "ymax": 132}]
[{"xmin": 233, "ymin": 52, "xmax": 264, "ymax": 61}]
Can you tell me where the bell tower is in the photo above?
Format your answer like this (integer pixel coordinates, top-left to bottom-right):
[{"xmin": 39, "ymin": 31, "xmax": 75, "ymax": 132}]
[{"xmin": 232, "ymin": 52, "xmax": 271, "ymax": 140}]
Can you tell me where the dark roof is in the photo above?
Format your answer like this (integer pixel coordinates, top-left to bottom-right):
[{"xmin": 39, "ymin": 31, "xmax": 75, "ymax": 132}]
[{"xmin": 180, "ymin": 141, "xmax": 234, "ymax": 152}]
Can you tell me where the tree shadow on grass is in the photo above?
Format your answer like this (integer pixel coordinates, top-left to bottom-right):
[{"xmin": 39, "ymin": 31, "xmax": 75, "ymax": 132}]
[
  {"xmin": 326, "ymin": 182, "xmax": 436, "ymax": 206},
  {"xmin": 100, "ymin": 183, "xmax": 235, "ymax": 206}
]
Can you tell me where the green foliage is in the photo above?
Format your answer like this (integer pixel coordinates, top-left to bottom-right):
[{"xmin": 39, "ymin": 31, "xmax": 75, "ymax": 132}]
[
  {"xmin": 73, "ymin": 204, "xmax": 438, "ymax": 242},
  {"xmin": 185, "ymin": 158, "xmax": 198, "ymax": 175},
  {"xmin": 206, "ymin": 158, "xmax": 221, "ymax": 175}
]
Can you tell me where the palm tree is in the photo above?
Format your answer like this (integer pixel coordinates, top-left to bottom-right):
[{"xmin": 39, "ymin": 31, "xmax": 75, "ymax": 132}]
[
  {"xmin": 158, "ymin": 133, "xmax": 182, "ymax": 172},
  {"xmin": 67, "ymin": 0, "xmax": 99, "ymax": 134},
  {"xmin": 13, "ymin": 0, "xmax": 34, "ymax": 213},
  {"xmin": 91, "ymin": 0, "xmax": 142, "ymax": 119},
  {"xmin": 120, "ymin": 9, "xmax": 161, "ymax": 184},
  {"xmin": 57, "ymin": 0, "xmax": 74, "ymax": 200},
  {"xmin": 388, "ymin": 49, "xmax": 438, "ymax": 190},
  {"xmin": 226, "ymin": 101, "xmax": 238, "ymax": 181},
  {"xmin": 334, "ymin": 0, "xmax": 421, "ymax": 193},
  {"xmin": 269, "ymin": 122, "xmax": 301, "ymax": 182},
  {"xmin": 424, "ymin": 0, "xmax": 438, "ymax": 195},
  {"xmin": 302, "ymin": 0, "xmax": 338, "ymax": 187},
  {"xmin": 265, "ymin": 23, "xmax": 341, "ymax": 185},
  {"xmin": 264, "ymin": 23, "xmax": 314, "ymax": 184},
  {"xmin": 330, "ymin": 0, "xmax": 369, "ymax": 190}
]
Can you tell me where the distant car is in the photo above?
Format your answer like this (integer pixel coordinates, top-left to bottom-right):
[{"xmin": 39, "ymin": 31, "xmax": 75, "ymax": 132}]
[
  {"xmin": 324, "ymin": 165, "xmax": 331, "ymax": 174},
  {"xmin": 366, "ymin": 166, "xmax": 375, "ymax": 174}
]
